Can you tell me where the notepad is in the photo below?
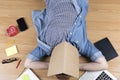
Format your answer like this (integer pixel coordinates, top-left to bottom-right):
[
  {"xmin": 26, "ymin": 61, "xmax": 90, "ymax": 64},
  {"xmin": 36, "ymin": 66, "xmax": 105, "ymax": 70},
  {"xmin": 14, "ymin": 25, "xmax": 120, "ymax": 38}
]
[
  {"xmin": 17, "ymin": 69, "xmax": 40, "ymax": 80},
  {"xmin": 5, "ymin": 45, "xmax": 18, "ymax": 56}
]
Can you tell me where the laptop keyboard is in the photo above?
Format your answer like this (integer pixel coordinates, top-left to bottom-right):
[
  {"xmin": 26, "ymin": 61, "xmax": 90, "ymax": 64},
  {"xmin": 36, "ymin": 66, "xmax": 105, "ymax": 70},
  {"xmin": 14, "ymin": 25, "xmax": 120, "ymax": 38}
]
[{"xmin": 96, "ymin": 71, "xmax": 113, "ymax": 80}]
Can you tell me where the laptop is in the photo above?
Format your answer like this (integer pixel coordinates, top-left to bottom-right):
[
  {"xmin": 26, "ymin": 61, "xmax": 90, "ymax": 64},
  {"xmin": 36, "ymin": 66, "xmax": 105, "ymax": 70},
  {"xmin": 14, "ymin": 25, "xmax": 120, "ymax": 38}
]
[
  {"xmin": 79, "ymin": 70, "xmax": 117, "ymax": 80},
  {"xmin": 79, "ymin": 37, "xmax": 118, "ymax": 80}
]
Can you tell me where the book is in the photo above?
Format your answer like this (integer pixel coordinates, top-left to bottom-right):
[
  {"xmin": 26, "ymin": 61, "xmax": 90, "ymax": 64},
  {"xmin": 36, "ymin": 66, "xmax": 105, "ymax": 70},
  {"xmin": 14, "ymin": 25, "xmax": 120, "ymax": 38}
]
[{"xmin": 48, "ymin": 42, "xmax": 79, "ymax": 78}]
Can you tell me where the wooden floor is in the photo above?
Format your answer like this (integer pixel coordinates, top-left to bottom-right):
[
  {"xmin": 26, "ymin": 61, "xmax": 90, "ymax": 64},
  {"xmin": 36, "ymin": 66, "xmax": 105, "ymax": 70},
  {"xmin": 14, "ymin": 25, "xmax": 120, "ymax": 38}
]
[{"xmin": 0, "ymin": 0, "xmax": 120, "ymax": 80}]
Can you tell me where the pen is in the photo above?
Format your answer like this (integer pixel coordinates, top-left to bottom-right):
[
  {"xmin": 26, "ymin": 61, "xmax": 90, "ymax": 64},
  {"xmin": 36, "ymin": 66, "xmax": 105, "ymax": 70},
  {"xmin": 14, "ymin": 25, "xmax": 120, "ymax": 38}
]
[{"xmin": 16, "ymin": 59, "xmax": 21, "ymax": 69}]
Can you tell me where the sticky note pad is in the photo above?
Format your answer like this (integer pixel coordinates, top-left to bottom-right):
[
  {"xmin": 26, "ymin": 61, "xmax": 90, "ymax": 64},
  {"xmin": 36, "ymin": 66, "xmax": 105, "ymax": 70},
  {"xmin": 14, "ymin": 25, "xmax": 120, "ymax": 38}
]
[
  {"xmin": 5, "ymin": 45, "xmax": 18, "ymax": 56},
  {"xmin": 22, "ymin": 74, "xmax": 30, "ymax": 80}
]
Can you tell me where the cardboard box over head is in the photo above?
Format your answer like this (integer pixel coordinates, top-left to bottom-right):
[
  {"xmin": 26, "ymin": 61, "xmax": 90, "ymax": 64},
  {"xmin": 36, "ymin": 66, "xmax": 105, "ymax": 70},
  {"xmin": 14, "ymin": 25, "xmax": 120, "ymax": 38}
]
[{"xmin": 48, "ymin": 42, "xmax": 79, "ymax": 78}]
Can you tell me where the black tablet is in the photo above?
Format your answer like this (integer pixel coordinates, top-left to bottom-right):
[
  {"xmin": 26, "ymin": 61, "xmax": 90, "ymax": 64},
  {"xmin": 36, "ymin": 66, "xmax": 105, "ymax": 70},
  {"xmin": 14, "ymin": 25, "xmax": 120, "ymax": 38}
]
[{"xmin": 94, "ymin": 37, "xmax": 118, "ymax": 61}]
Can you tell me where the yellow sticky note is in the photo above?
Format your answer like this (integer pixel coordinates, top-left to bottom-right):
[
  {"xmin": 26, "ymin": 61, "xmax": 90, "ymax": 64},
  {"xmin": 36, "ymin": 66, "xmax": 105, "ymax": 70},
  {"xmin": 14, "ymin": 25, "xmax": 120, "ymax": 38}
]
[
  {"xmin": 22, "ymin": 74, "xmax": 31, "ymax": 80},
  {"xmin": 5, "ymin": 45, "xmax": 18, "ymax": 56}
]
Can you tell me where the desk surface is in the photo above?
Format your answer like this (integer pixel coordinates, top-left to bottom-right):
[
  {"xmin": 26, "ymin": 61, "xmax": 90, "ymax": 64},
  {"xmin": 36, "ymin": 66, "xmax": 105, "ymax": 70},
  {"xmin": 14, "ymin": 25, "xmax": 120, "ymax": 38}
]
[{"xmin": 0, "ymin": 0, "xmax": 120, "ymax": 80}]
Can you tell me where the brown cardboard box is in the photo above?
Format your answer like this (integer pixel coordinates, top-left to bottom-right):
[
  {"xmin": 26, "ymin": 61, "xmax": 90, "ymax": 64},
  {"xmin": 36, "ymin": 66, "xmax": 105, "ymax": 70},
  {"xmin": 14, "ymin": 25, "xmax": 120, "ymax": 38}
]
[{"xmin": 48, "ymin": 42, "xmax": 79, "ymax": 78}]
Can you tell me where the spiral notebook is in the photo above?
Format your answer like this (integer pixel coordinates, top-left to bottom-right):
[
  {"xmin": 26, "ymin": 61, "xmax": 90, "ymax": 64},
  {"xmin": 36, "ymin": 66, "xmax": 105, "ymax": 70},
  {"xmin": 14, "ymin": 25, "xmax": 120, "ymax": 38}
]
[{"xmin": 17, "ymin": 68, "xmax": 40, "ymax": 80}]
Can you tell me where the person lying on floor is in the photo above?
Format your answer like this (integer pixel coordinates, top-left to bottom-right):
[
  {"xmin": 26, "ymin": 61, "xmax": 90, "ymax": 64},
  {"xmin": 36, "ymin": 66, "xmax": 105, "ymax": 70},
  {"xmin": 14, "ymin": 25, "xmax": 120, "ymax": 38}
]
[{"xmin": 24, "ymin": 0, "xmax": 108, "ymax": 71}]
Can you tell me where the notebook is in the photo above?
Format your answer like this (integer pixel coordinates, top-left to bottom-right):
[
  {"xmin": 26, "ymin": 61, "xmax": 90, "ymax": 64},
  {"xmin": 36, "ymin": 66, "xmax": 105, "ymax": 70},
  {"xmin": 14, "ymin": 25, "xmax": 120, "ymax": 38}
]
[
  {"xmin": 94, "ymin": 37, "xmax": 118, "ymax": 61},
  {"xmin": 17, "ymin": 68, "xmax": 40, "ymax": 80},
  {"xmin": 79, "ymin": 70, "xmax": 117, "ymax": 80}
]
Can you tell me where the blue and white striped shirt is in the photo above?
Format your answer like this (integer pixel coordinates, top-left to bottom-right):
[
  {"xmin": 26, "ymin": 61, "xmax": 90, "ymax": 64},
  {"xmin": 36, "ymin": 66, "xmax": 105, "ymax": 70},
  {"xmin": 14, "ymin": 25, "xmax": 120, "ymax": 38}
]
[
  {"xmin": 28, "ymin": 0, "xmax": 104, "ymax": 62},
  {"xmin": 44, "ymin": 0, "xmax": 77, "ymax": 47}
]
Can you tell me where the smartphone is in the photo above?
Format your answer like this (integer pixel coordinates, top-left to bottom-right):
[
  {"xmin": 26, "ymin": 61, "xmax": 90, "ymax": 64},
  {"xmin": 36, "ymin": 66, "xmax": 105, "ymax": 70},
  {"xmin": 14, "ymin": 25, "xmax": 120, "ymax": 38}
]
[{"xmin": 16, "ymin": 17, "xmax": 28, "ymax": 31}]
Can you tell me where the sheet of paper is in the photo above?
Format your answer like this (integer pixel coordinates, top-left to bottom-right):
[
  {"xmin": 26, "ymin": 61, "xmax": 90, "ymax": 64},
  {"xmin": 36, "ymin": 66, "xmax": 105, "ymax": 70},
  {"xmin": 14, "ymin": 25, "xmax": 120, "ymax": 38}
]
[
  {"xmin": 17, "ymin": 69, "xmax": 40, "ymax": 80},
  {"xmin": 5, "ymin": 45, "xmax": 18, "ymax": 56}
]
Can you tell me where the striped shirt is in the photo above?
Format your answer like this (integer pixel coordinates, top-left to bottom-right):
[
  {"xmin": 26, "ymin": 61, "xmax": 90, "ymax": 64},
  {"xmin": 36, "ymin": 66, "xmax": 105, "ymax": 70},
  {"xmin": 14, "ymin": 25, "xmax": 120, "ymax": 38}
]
[{"xmin": 44, "ymin": 0, "xmax": 77, "ymax": 48}]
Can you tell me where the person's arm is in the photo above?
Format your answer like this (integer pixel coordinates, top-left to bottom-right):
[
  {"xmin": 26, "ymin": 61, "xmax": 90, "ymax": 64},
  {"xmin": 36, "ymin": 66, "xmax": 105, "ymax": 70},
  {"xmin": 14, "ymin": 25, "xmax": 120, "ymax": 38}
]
[
  {"xmin": 24, "ymin": 58, "xmax": 49, "ymax": 69},
  {"xmin": 79, "ymin": 56, "xmax": 108, "ymax": 71}
]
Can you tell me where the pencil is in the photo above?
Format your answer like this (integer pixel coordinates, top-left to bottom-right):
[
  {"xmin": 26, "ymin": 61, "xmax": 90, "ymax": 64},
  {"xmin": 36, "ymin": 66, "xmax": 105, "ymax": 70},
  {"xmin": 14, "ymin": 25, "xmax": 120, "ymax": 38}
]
[{"xmin": 16, "ymin": 59, "xmax": 21, "ymax": 69}]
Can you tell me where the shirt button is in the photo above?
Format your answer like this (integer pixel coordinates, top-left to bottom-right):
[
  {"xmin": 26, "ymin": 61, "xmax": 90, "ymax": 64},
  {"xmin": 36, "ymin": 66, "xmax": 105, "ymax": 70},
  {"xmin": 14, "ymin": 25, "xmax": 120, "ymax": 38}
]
[
  {"xmin": 76, "ymin": 41, "xmax": 79, "ymax": 43},
  {"xmin": 74, "ymin": 22, "xmax": 77, "ymax": 25},
  {"xmin": 80, "ymin": 15, "xmax": 82, "ymax": 18},
  {"xmin": 70, "ymin": 32, "xmax": 72, "ymax": 35}
]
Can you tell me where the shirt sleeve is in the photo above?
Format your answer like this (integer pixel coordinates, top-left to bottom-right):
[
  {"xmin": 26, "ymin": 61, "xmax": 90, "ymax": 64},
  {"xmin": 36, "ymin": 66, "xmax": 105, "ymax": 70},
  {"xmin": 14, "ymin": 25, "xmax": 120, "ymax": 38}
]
[
  {"xmin": 27, "ymin": 46, "xmax": 48, "ymax": 61},
  {"xmin": 83, "ymin": 40, "xmax": 104, "ymax": 61}
]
